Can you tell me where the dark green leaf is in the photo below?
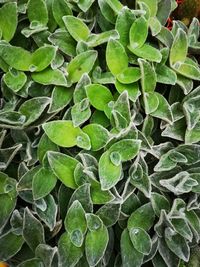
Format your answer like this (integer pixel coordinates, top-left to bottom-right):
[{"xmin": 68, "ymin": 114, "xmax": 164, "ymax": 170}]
[
  {"xmin": 121, "ymin": 229, "xmax": 143, "ymax": 267},
  {"xmin": 128, "ymin": 203, "xmax": 155, "ymax": 231},
  {"xmin": 32, "ymin": 167, "xmax": 57, "ymax": 200},
  {"xmin": 0, "ymin": 231, "xmax": 24, "ymax": 261},
  {"xmin": 58, "ymin": 232, "xmax": 83, "ymax": 267},
  {"xmin": 23, "ymin": 208, "xmax": 45, "ymax": 251},
  {"xmin": 64, "ymin": 200, "xmax": 87, "ymax": 247},
  {"xmin": 85, "ymin": 215, "xmax": 109, "ymax": 267}
]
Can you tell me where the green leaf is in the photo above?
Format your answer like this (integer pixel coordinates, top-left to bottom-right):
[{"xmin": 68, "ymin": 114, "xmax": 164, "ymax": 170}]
[
  {"xmin": 73, "ymin": 73, "xmax": 90, "ymax": 103},
  {"xmin": 144, "ymin": 93, "xmax": 159, "ymax": 114},
  {"xmin": 37, "ymin": 133, "xmax": 59, "ymax": 163},
  {"xmin": 77, "ymin": 0, "xmax": 95, "ymax": 12},
  {"xmin": 32, "ymin": 167, "xmax": 57, "ymax": 200},
  {"xmin": 129, "ymin": 44, "xmax": 162, "ymax": 63},
  {"xmin": 73, "ymin": 163, "xmax": 114, "ymax": 206},
  {"xmin": 165, "ymin": 227, "xmax": 190, "ymax": 262},
  {"xmin": 99, "ymin": 150, "xmax": 122, "ymax": 190},
  {"xmin": 174, "ymin": 62, "xmax": 200, "ymax": 81},
  {"xmin": 106, "ymin": 0, "xmax": 123, "ymax": 13},
  {"xmin": 86, "ymin": 84, "xmax": 113, "ymax": 111},
  {"xmin": 0, "ymin": 44, "xmax": 57, "ymax": 72},
  {"xmin": 150, "ymin": 92, "xmax": 173, "ymax": 124},
  {"xmin": 170, "ymin": 28, "xmax": 188, "ymax": 66},
  {"xmin": 86, "ymin": 213, "xmax": 102, "ymax": 230},
  {"xmin": 128, "ymin": 203, "xmax": 155, "ymax": 231},
  {"xmin": 82, "ymin": 124, "xmax": 110, "ymax": 151},
  {"xmin": 0, "ymin": 231, "xmax": 24, "ymax": 261},
  {"xmin": 48, "ymin": 29, "xmax": 76, "ymax": 57},
  {"xmin": 151, "ymin": 192, "xmax": 170, "ymax": 217},
  {"xmin": 121, "ymin": 192, "xmax": 141, "ymax": 216},
  {"xmin": 48, "ymin": 86, "xmax": 73, "ymax": 113},
  {"xmin": 158, "ymin": 238, "xmax": 180, "ymax": 267},
  {"xmin": 0, "ymin": 44, "xmax": 31, "ymax": 72},
  {"xmin": 111, "ymin": 91, "xmax": 131, "ymax": 128},
  {"xmin": 154, "ymin": 150, "xmax": 180, "ymax": 172},
  {"xmin": 157, "ymin": 0, "xmax": 172, "ymax": 25},
  {"xmin": 52, "ymin": 0, "xmax": 72, "ymax": 28},
  {"xmin": 149, "ymin": 16, "xmax": 162, "ymax": 36},
  {"xmin": 76, "ymin": 131, "xmax": 91, "ymax": 150},
  {"xmin": 34, "ymin": 194, "xmax": 57, "ymax": 231},
  {"xmin": 64, "ymin": 200, "xmax": 87, "ymax": 247},
  {"xmin": 4, "ymin": 69, "xmax": 27, "ymax": 92},
  {"xmin": 156, "ymin": 65, "xmax": 177, "ymax": 85},
  {"xmin": 109, "ymin": 139, "xmax": 141, "ymax": 161},
  {"xmin": 129, "ymin": 16, "xmax": 148, "ymax": 49},
  {"xmin": 27, "ymin": 0, "xmax": 48, "ymax": 26},
  {"xmin": 98, "ymin": 0, "xmax": 116, "ymax": 24},
  {"xmin": 63, "ymin": 15, "xmax": 90, "ymax": 42},
  {"xmin": 106, "ymin": 38, "xmax": 128, "ymax": 76},
  {"xmin": 115, "ymin": 6, "xmax": 136, "ymax": 47},
  {"xmin": 47, "ymin": 151, "xmax": 79, "ymax": 189},
  {"xmin": 90, "ymin": 110, "xmax": 110, "ymax": 127},
  {"xmin": 129, "ymin": 227, "xmax": 152, "ymax": 255},
  {"xmin": 23, "ymin": 208, "xmax": 45, "ymax": 251},
  {"xmin": 90, "ymin": 180, "xmax": 115, "ymax": 205},
  {"xmin": 32, "ymin": 68, "xmax": 68, "ymax": 86},
  {"xmin": 68, "ymin": 183, "xmax": 93, "ymax": 213},
  {"xmin": 185, "ymin": 210, "xmax": 200, "ymax": 239},
  {"xmin": 31, "ymin": 45, "xmax": 57, "ymax": 72},
  {"xmin": 130, "ymin": 164, "xmax": 151, "ymax": 198},
  {"xmin": 0, "ymin": 2, "xmax": 17, "ymax": 42},
  {"xmin": 156, "ymin": 26, "xmax": 174, "ymax": 48},
  {"xmin": 117, "ymin": 67, "xmax": 141, "ymax": 84},
  {"xmin": 58, "ymin": 232, "xmax": 83, "ymax": 267},
  {"xmin": 67, "ymin": 50, "xmax": 97, "ymax": 83},
  {"xmin": 85, "ymin": 215, "xmax": 109, "ymax": 267},
  {"xmin": 171, "ymin": 218, "xmax": 193, "ymax": 242},
  {"xmin": 96, "ymin": 203, "xmax": 121, "ymax": 227},
  {"xmin": 183, "ymin": 95, "xmax": 200, "ymax": 130},
  {"xmin": 121, "ymin": 229, "xmax": 143, "ymax": 267},
  {"xmin": 19, "ymin": 97, "xmax": 50, "ymax": 126},
  {"xmin": 115, "ymin": 81, "xmax": 141, "ymax": 102},
  {"xmin": 138, "ymin": 58, "xmax": 156, "ymax": 93},
  {"xmin": 137, "ymin": 0, "xmax": 158, "ymax": 17},
  {"xmin": 87, "ymin": 30, "xmax": 119, "ymax": 47},
  {"xmin": 159, "ymin": 171, "xmax": 197, "ymax": 195},
  {"xmin": 35, "ymin": 244, "xmax": 57, "ymax": 267},
  {"xmin": 43, "ymin": 120, "xmax": 83, "ymax": 148},
  {"xmin": 0, "ymin": 192, "xmax": 16, "ymax": 231},
  {"xmin": 71, "ymin": 98, "xmax": 91, "ymax": 127}
]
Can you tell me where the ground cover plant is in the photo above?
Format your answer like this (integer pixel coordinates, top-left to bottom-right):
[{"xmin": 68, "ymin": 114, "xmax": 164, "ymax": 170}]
[{"xmin": 0, "ymin": 0, "xmax": 200, "ymax": 266}]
